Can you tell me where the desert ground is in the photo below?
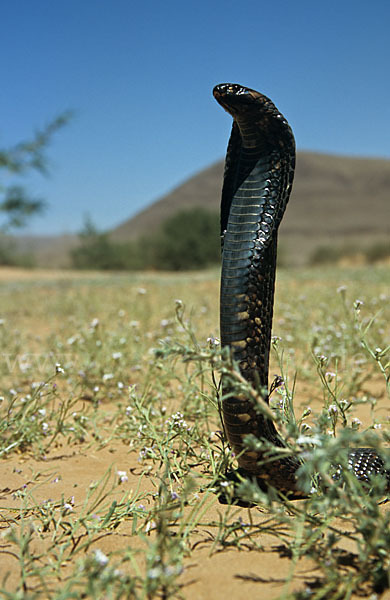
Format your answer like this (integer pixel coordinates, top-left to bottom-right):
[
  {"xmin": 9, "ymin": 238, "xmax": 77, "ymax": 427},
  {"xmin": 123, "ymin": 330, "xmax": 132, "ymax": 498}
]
[{"xmin": 0, "ymin": 265, "xmax": 389, "ymax": 599}]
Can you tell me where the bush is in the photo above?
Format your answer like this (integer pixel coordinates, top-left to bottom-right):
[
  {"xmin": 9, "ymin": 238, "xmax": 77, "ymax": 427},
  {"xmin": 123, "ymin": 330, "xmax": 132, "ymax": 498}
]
[
  {"xmin": 150, "ymin": 208, "xmax": 220, "ymax": 270},
  {"xmin": 71, "ymin": 209, "xmax": 220, "ymax": 271}
]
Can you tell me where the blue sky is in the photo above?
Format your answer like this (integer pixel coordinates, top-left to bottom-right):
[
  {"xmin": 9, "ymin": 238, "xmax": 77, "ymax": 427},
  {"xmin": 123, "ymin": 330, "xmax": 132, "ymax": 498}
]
[{"xmin": 1, "ymin": 0, "xmax": 389, "ymax": 235}]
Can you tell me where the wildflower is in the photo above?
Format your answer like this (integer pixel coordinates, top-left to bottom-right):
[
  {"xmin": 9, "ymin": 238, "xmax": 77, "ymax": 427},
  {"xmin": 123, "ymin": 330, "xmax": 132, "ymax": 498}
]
[
  {"xmin": 171, "ymin": 491, "xmax": 179, "ymax": 501},
  {"xmin": 117, "ymin": 470, "xmax": 128, "ymax": 483},
  {"xmin": 90, "ymin": 318, "xmax": 99, "ymax": 329},
  {"xmin": 351, "ymin": 418, "xmax": 361, "ymax": 429},
  {"xmin": 160, "ymin": 319, "xmax": 170, "ymax": 327},
  {"xmin": 93, "ymin": 549, "xmax": 109, "ymax": 566},
  {"xmin": 147, "ymin": 567, "xmax": 162, "ymax": 579},
  {"xmin": 207, "ymin": 336, "xmax": 220, "ymax": 347},
  {"xmin": 374, "ymin": 423, "xmax": 382, "ymax": 429},
  {"xmin": 102, "ymin": 373, "xmax": 114, "ymax": 382},
  {"xmin": 325, "ymin": 372, "xmax": 336, "ymax": 380},
  {"xmin": 174, "ymin": 298, "xmax": 183, "ymax": 307},
  {"xmin": 62, "ymin": 503, "xmax": 73, "ymax": 514},
  {"xmin": 55, "ymin": 363, "xmax": 65, "ymax": 374},
  {"xmin": 118, "ymin": 309, "xmax": 125, "ymax": 317},
  {"xmin": 137, "ymin": 288, "xmax": 146, "ymax": 295},
  {"xmin": 112, "ymin": 351, "xmax": 122, "ymax": 360},
  {"xmin": 38, "ymin": 408, "xmax": 46, "ymax": 417},
  {"xmin": 145, "ymin": 520, "xmax": 156, "ymax": 533},
  {"xmin": 328, "ymin": 404, "xmax": 338, "ymax": 415},
  {"xmin": 129, "ymin": 320, "xmax": 139, "ymax": 328},
  {"xmin": 337, "ymin": 285, "xmax": 347, "ymax": 294}
]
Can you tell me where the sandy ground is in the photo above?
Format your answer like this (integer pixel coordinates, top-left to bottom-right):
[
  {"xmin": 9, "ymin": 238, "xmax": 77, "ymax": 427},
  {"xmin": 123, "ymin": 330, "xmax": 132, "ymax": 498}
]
[
  {"xmin": 1, "ymin": 266, "xmax": 389, "ymax": 599},
  {"xmin": 1, "ymin": 397, "xmax": 389, "ymax": 599}
]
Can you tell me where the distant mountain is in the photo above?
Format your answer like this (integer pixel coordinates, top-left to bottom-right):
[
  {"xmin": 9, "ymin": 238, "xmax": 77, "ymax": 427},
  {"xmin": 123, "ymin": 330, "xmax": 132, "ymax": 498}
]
[
  {"xmin": 11, "ymin": 151, "xmax": 390, "ymax": 267},
  {"xmin": 111, "ymin": 151, "xmax": 390, "ymax": 264}
]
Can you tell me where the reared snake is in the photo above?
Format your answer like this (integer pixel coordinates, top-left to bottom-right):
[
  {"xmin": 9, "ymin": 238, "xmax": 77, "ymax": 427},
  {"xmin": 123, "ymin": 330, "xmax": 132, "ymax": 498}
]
[{"xmin": 213, "ymin": 83, "xmax": 389, "ymax": 499}]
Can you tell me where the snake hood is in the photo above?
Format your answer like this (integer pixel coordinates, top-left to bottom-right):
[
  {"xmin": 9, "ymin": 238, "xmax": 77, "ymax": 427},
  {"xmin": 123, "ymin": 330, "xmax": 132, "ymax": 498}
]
[{"xmin": 213, "ymin": 83, "xmax": 293, "ymax": 144}]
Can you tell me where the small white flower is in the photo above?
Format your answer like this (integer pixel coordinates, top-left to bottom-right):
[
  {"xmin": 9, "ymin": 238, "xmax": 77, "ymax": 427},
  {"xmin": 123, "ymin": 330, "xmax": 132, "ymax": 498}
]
[
  {"xmin": 117, "ymin": 470, "xmax": 128, "ymax": 483},
  {"xmin": 90, "ymin": 318, "xmax": 99, "ymax": 329},
  {"xmin": 93, "ymin": 549, "xmax": 108, "ymax": 566},
  {"xmin": 137, "ymin": 288, "xmax": 147, "ymax": 295},
  {"xmin": 147, "ymin": 567, "xmax": 162, "ymax": 579},
  {"xmin": 55, "ymin": 363, "xmax": 65, "ymax": 374},
  {"xmin": 207, "ymin": 336, "xmax": 220, "ymax": 347},
  {"xmin": 325, "ymin": 372, "xmax": 336, "ymax": 380},
  {"xmin": 103, "ymin": 373, "xmax": 114, "ymax": 382},
  {"xmin": 328, "ymin": 404, "xmax": 338, "ymax": 415},
  {"xmin": 112, "ymin": 351, "xmax": 122, "ymax": 360},
  {"xmin": 145, "ymin": 520, "xmax": 156, "ymax": 533}
]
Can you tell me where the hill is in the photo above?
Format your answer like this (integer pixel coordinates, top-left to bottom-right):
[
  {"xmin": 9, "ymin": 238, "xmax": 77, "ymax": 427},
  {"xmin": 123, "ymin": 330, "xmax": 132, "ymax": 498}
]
[
  {"xmin": 111, "ymin": 151, "xmax": 390, "ymax": 264},
  {"xmin": 10, "ymin": 150, "xmax": 390, "ymax": 267}
]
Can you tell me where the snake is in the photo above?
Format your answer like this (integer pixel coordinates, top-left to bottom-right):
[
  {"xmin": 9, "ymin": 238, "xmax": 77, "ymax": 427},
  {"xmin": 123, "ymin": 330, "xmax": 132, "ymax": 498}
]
[{"xmin": 213, "ymin": 82, "xmax": 389, "ymax": 499}]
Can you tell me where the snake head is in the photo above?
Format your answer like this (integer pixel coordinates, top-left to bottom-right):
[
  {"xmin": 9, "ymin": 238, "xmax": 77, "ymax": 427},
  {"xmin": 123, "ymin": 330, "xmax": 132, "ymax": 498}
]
[
  {"xmin": 213, "ymin": 83, "xmax": 273, "ymax": 117},
  {"xmin": 213, "ymin": 83, "xmax": 294, "ymax": 150}
]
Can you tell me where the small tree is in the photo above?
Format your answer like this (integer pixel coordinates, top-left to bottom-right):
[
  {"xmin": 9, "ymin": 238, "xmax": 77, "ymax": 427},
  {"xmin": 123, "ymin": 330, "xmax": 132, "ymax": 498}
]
[
  {"xmin": 0, "ymin": 112, "xmax": 72, "ymax": 231},
  {"xmin": 152, "ymin": 207, "xmax": 220, "ymax": 270}
]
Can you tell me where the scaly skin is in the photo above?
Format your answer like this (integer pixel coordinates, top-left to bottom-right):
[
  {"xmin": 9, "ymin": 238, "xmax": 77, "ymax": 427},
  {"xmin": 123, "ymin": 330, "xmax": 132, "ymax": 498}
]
[{"xmin": 214, "ymin": 83, "xmax": 389, "ymax": 499}]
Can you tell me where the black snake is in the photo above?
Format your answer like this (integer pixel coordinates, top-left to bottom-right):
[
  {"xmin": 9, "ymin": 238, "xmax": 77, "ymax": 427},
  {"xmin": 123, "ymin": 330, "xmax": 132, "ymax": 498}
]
[{"xmin": 213, "ymin": 82, "xmax": 389, "ymax": 499}]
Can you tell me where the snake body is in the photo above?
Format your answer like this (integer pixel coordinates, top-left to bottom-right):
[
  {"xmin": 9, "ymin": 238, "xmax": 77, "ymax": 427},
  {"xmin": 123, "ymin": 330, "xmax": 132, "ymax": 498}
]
[{"xmin": 213, "ymin": 83, "xmax": 389, "ymax": 497}]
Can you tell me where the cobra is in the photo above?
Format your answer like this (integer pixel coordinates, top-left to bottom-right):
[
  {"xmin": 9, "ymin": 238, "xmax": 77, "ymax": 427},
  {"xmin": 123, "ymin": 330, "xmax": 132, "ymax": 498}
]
[{"xmin": 213, "ymin": 83, "xmax": 389, "ymax": 499}]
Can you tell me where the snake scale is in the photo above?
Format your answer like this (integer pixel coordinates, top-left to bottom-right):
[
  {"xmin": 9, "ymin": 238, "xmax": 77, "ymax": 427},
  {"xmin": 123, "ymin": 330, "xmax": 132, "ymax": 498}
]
[{"xmin": 213, "ymin": 83, "xmax": 389, "ymax": 499}]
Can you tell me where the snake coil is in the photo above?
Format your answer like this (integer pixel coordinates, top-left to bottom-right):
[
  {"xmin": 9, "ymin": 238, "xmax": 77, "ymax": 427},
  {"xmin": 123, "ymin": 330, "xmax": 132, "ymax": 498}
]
[{"xmin": 213, "ymin": 83, "xmax": 389, "ymax": 498}]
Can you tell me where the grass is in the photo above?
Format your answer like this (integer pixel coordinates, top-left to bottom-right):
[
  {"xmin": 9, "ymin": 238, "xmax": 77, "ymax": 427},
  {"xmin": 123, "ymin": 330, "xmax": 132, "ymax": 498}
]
[{"xmin": 0, "ymin": 265, "xmax": 389, "ymax": 599}]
